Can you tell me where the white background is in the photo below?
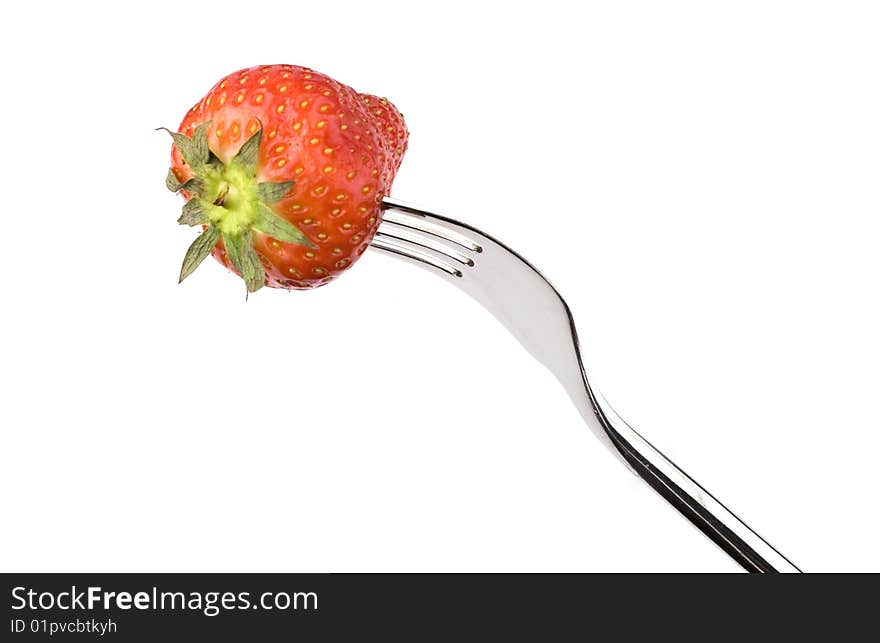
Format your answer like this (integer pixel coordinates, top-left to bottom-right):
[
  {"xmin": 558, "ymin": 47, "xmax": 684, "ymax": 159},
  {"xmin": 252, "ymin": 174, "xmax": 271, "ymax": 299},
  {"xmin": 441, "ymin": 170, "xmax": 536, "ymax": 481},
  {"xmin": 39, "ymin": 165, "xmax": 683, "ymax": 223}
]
[{"xmin": 1, "ymin": 1, "xmax": 878, "ymax": 572}]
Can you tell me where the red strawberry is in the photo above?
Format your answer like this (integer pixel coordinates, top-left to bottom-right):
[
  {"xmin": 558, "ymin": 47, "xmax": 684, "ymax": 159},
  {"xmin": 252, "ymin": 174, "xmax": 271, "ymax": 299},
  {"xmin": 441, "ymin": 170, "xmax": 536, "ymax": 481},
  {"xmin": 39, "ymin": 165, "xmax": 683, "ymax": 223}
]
[
  {"xmin": 162, "ymin": 64, "xmax": 408, "ymax": 292},
  {"xmin": 360, "ymin": 94, "xmax": 408, "ymax": 184}
]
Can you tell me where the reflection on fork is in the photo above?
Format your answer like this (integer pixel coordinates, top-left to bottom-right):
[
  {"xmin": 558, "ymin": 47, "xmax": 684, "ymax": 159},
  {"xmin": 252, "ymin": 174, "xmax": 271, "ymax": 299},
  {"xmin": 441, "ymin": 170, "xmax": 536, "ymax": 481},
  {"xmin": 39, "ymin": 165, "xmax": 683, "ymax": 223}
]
[{"xmin": 369, "ymin": 196, "xmax": 802, "ymax": 573}]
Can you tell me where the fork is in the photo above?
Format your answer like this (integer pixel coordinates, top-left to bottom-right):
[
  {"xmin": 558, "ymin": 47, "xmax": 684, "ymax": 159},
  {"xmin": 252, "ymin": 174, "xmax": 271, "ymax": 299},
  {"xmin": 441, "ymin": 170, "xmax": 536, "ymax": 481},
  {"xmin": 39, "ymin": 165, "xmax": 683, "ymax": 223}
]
[{"xmin": 370, "ymin": 196, "xmax": 802, "ymax": 573}]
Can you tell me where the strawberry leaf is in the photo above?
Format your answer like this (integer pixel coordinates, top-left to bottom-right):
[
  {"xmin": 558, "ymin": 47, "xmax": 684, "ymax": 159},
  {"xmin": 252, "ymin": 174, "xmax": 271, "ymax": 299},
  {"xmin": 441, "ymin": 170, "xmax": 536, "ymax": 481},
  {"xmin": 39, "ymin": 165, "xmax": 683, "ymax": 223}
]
[
  {"xmin": 165, "ymin": 169, "xmax": 203, "ymax": 196},
  {"xmin": 157, "ymin": 128, "xmax": 196, "ymax": 168},
  {"xmin": 179, "ymin": 225, "xmax": 220, "ymax": 284},
  {"xmin": 190, "ymin": 121, "xmax": 212, "ymax": 168},
  {"xmin": 253, "ymin": 203, "xmax": 315, "ymax": 247},
  {"xmin": 178, "ymin": 177, "xmax": 204, "ymax": 196},
  {"xmin": 223, "ymin": 231, "xmax": 265, "ymax": 293},
  {"xmin": 165, "ymin": 168, "xmax": 181, "ymax": 192},
  {"xmin": 257, "ymin": 180, "xmax": 295, "ymax": 204},
  {"xmin": 178, "ymin": 199, "xmax": 207, "ymax": 226},
  {"xmin": 157, "ymin": 123, "xmax": 210, "ymax": 170},
  {"xmin": 230, "ymin": 125, "xmax": 262, "ymax": 176}
]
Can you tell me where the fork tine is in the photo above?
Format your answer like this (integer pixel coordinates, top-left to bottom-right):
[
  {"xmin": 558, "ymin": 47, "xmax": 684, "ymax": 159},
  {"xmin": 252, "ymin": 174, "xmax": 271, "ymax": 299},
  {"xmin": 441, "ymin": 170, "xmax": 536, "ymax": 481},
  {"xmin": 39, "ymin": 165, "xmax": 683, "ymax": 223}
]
[
  {"xmin": 381, "ymin": 197, "xmax": 484, "ymax": 253},
  {"xmin": 375, "ymin": 226, "xmax": 475, "ymax": 266},
  {"xmin": 369, "ymin": 235, "xmax": 463, "ymax": 278}
]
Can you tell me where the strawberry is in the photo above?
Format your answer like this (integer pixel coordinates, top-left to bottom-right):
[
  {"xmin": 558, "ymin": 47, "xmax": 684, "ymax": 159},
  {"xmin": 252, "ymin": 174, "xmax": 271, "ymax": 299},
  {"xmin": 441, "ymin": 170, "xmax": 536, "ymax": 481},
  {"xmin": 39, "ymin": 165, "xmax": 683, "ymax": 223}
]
[{"xmin": 162, "ymin": 65, "xmax": 408, "ymax": 292}]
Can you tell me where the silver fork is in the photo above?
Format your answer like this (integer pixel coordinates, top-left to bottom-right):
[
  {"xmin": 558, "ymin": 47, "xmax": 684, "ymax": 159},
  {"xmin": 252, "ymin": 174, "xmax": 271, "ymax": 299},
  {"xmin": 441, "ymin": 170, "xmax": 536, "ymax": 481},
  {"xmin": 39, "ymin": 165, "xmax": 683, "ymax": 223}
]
[{"xmin": 371, "ymin": 196, "xmax": 802, "ymax": 573}]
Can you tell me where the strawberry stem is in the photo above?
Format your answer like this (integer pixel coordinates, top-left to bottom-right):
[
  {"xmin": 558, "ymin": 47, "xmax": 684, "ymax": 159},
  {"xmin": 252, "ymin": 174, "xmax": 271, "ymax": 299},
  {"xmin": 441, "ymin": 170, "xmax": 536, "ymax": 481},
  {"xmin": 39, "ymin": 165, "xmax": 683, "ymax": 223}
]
[{"xmin": 212, "ymin": 182, "xmax": 230, "ymax": 206}]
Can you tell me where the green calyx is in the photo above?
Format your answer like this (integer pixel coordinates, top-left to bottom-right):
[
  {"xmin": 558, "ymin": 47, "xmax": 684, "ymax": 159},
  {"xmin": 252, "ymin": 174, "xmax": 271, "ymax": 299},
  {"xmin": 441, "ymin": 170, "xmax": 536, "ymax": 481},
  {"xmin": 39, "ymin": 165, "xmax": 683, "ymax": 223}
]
[{"xmin": 160, "ymin": 121, "xmax": 314, "ymax": 293}]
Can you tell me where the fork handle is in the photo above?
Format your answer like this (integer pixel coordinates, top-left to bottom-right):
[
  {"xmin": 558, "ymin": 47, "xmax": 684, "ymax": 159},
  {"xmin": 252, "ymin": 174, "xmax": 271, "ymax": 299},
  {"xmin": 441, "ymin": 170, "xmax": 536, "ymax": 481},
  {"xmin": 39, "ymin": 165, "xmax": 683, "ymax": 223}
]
[{"xmin": 590, "ymin": 392, "xmax": 802, "ymax": 572}]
